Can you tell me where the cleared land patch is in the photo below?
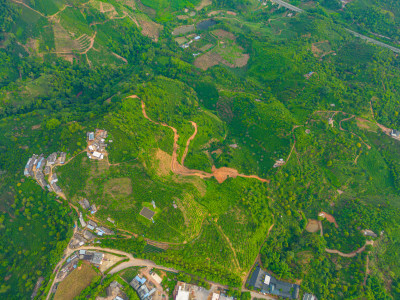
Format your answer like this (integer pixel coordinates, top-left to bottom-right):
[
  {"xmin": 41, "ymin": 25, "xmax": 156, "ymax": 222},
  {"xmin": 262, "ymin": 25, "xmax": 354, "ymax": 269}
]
[
  {"xmin": 154, "ymin": 149, "xmax": 172, "ymax": 177},
  {"xmin": 172, "ymin": 25, "xmax": 195, "ymax": 36},
  {"xmin": 212, "ymin": 29, "xmax": 236, "ymax": 40},
  {"xmin": 305, "ymin": 219, "xmax": 320, "ymax": 233},
  {"xmin": 54, "ymin": 263, "xmax": 99, "ymax": 300},
  {"xmin": 135, "ymin": 14, "xmax": 163, "ymax": 41},
  {"xmin": 174, "ymin": 36, "xmax": 188, "ymax": 45},
  {"xmin": 104, "ymin": 177, "xmax": 133, "ymax": 198},
  {"xmin": 196, "ymin": 0, "xmax": 212, "ymax": 11},
  {"xmin": 311, "ymin": 40, "xmax": 335, "ymax": 58},
  {"xmin": 194, "ymin": 31, "xmax": 249, "ymax": 70}
]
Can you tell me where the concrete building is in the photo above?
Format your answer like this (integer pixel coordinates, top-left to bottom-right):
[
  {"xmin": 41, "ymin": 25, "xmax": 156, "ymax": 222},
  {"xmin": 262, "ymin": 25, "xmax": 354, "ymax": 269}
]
[
  {"xmin": 59, "ymin": 152, "xmax": 67, "ymax": 164},
  {"xmin": 90, "ymin": 204, "xmax": 97, "ymax": 214},
  {"xmin": 391, "ymin": 129, "xmax": 400, "ymax": 138},
  {"xmin": 88, "ymin": 132, "xmax": 95, "ymax": 141},
  {"xmin": 44, "ymin": 166, "xmax": 51, "ymax": 175},
  {"xmin": 88, "ymin": 220, "xmax": 97, "ymax": 228},
  {"xmin": 90, "ymin": 252, "xmax": 104, "ymax": 265},
  {"xmin": 176, "ymin": 288, "xmax": 190, "ymax": 300},
  {"xmin": 150, "ymin": 272, "xmax": 162, "ymax": 284},
  {"xmin": 79, "ymin": 212, "xmax": 87, "ymax": 228},
  {"xmin": 97, "ymin": 226, "xmax": 115, "ymax": 235},
  {"xmin": 248, "ymin": 266, "xmax": 300, "ymax": 299},
  {"xmin": 83, "ymin": 229, "xmax": 96, "ymax": 240},
  {"xmin": 79, "ymin": 198, "xmax": 90, "ymax": 210},
  {"xmin": 47, "ymin": 152, "xmax": 57, "ymax": 165}
]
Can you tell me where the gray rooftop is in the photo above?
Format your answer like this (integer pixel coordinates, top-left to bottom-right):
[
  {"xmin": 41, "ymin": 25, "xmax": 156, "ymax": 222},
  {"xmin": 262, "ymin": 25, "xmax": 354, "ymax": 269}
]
[
  {"xmin": 90, "ymin": 252, "xmax": 104, "ymax": 265},
  {"xmin": 248, "ymin": 266, "xmax": 300, "ymax": 299}
]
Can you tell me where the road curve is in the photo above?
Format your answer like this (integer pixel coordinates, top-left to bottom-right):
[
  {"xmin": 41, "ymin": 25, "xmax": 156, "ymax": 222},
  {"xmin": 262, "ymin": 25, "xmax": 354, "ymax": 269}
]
[{"xmin": 271, "ymin": 0, "xmax": 304, "ymax": 13}]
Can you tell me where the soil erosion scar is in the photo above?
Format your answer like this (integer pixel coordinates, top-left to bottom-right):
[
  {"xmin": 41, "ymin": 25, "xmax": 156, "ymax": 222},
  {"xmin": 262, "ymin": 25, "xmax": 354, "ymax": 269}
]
[{"xmin": 133, "ymin": 95, "xmax": 270, "ymax": 184}]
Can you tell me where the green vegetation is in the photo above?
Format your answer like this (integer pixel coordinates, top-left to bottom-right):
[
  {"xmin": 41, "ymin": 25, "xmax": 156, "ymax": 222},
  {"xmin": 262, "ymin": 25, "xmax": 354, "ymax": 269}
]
[{"xmin": 2, "ymin": 0, "xmax": 400, "ymax": 299}]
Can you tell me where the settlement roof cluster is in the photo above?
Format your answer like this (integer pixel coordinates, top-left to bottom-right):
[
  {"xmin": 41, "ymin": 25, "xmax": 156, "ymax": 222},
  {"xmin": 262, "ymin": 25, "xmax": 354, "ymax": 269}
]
[
  {"xmin": 87, "ymin": 129, "xmax": 108, "ymax": 160},
  {"xmin": 55, "ymin": 250, "xmax": 104, "ymax": 286},
  {"xmin": 130, "ymin": 274, "xmax": 157, "ymax": 300},
  {"xmin": 24, "ymin": 152, "xmax": 66, "ymax": 192},
  {"xmin": 174, "ymin": 281, "xmax": 234, "ymax": 300}
]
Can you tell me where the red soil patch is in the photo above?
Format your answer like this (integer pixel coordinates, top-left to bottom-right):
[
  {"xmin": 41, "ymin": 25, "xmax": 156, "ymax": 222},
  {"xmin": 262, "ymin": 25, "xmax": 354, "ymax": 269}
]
[
  {"xmin": 319, "ymin": 211, "xmax": 338, "ymax": 228},
  {"xmin": 136, "ymin": 96, "xmax": 269, "ymax": 184}
]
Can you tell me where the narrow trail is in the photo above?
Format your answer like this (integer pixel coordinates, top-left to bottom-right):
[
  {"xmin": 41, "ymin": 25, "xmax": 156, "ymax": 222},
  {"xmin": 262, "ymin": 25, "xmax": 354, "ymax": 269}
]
[
  {"xmin": 214, "ymin": 223, "xmax": 241, "ymax": 271},
  {"xmin": 325, "ymin": 240, "xmax": 373, "ymax": 258},
  {"xmin": 48, "ymin": 4, "xmax": 71, "ymax": 21},
  {"xmin": 314, "ymin": 111, "xmax": 372, "ymax": 149},
  {"xmin": 318, "ymin": 220, "xmax": 374, "ymax": 258},
  {"xmin": 181, "ymin": 121, "xmax": 198, "ymax": 165},
  {"xmin": 285, "ymin": 141, "xmax": 296, "ymax": 165},
  {"xmin": 354, "ymin": 152, "xmax": 361, "ymax": 164},
  {"xmin": 12, "ymin": 0, "xmax": 45, "ymax": 17},
  {"xmin": 338, "ymin": 114, "xmax": 371, "ymax": 149},
  {"xmin": 339, "ymin": 115, "xmax": 355, "ymax": 131},
  {"xmin": 80, "ymin": 31, "xmax": 97, "ymax": 54},
  {"xmin": 135, "ymin": 96, "xmax": 269, "ymax": 184}
]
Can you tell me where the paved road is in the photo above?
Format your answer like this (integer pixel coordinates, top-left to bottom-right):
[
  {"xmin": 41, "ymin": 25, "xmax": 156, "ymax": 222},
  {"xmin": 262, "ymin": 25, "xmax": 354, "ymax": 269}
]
[
  {"xmin": 47, "ymin": 245, "xmax": 274, "ymax": 300},
  {"xmin": 271, "ymin": 0, "xmax": 304, "ymax": 13},
  {"xmin": 345, "ymin": 29, "xmax": 400, "ymax": 54},
  {"xmin": 269, "ymin": 0, "xmax": 400, "ymax": 54}
]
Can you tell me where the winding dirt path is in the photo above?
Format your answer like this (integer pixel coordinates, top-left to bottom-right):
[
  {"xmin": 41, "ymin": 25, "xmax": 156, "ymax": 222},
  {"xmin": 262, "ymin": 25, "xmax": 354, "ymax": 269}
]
[
  {"xmin": 48, "ymin": 4, "xmax": 71, "ymax": 21},
  {"xmin": 181, "ymin": 121, "xmax": 198, "ymax": 165},
  {"xmin": 80, "ymin": 31, "xmax": 97, "ymax": 54},
  {"xmin": 136, "ymin": 96, "xmax": 269, "ymax": 184},
  {"xmin": 314, "ymin": 111, "xmax": 372, "ymax": 149},
  {"xmin": 325, "ymin": 240, "xmax": 373, "ymax": 258},
  {"xmin": 339, "ymin": 115, "xmax": 355, "ymax": 131},
  {"xmin": 12, "ymin": 0, "xmax": 45, "ymax": 17}
]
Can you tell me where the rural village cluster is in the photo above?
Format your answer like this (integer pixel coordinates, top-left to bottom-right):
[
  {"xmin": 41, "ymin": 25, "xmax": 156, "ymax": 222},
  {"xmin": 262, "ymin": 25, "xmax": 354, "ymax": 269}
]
[
  {"xmin": 22, "ymin": 121, "xmax": 397, "ymax": 300},
  {"xmin": 22, "ymin": 127, "xmax": 309, "ymax": 300},
  {"xmin": 22, "ymin": 103, "xmax": 400, "ymax": 300}
]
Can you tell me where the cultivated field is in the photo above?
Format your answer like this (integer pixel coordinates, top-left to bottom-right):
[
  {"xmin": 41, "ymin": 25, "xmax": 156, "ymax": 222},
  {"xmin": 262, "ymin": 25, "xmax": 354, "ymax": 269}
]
[{"xmin": 54, "ymin": 263, "xmax": 99, "ymax": 300}]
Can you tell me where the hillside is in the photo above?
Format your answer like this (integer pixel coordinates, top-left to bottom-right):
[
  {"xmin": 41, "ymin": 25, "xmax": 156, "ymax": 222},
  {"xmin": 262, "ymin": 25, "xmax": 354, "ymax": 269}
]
[{"xmin": 1, "ymin": 0, "xmax": 400, "ymax": 299}]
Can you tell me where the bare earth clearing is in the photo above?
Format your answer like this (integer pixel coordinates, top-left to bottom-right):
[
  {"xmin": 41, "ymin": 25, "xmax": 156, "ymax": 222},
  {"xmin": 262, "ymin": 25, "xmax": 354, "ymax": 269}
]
[
  {"xmin": 133, "ymin": 96, "xmax": 269, "ymax": 184},
  {"xmin": 305, "ymin": 219, "xmax": 320, "ymax": 233}
]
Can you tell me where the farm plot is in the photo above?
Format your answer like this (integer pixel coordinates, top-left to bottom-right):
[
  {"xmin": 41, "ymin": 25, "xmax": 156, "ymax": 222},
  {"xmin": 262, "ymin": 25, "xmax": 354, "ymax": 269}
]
[
  {"xmin": 174, "ymin": 36, "xmax": 188, "ymax": 45},
  {"xmin": 134, "ymin": 13, "xmax": 163, "ymax": 41},
  {"xmin": 175, "ymin": 193, "xmax": 207, "ymax": 239},
  {"xmin": 212, "ymin": 29, "xmax": 236, "ymax": 40},
  {"xmin": 54, "ymin": 263, "xmax": 99, "ymax": 300},
  {"xmin": 194, "ymin": 30, "xmax": 249, "ymax": 70},
  {"xmin": 53, "ymin": 23, "xmax": 81, "ymax": 54},
  {"xmin": 90, "ymin": 0, "xmax": 119, "ymax": 19},
  {"xmin": 194, "ymin": 44, "xmax": 249, "ymax": 70},
  {"xmin": 305, "ymin": 219, "xmax": 320, "ymax": 233},
  {"xmin": 172, "ymin": 25, "xmax": 195, "ymax": 36}
]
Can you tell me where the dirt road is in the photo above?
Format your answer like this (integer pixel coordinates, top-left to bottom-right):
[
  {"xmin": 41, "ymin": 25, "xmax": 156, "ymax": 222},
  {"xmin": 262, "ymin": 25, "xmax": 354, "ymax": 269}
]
[
  {"xmin": 137, "ymin": 97, "xmax": 270, "ymax": 184},
  {"xmin": 325, "ymin": 240, "xmax": 373, "ymax": 258},
  {"xmin": 181, "ymin": 121, "xmax": 198, "ymax": 165}
]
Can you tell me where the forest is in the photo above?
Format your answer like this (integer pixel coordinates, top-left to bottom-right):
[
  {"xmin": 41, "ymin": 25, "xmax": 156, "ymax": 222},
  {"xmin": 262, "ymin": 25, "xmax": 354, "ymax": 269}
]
[{"xmin": 1, "ymin": 0, "xmax": 400, "ymax": 299}]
